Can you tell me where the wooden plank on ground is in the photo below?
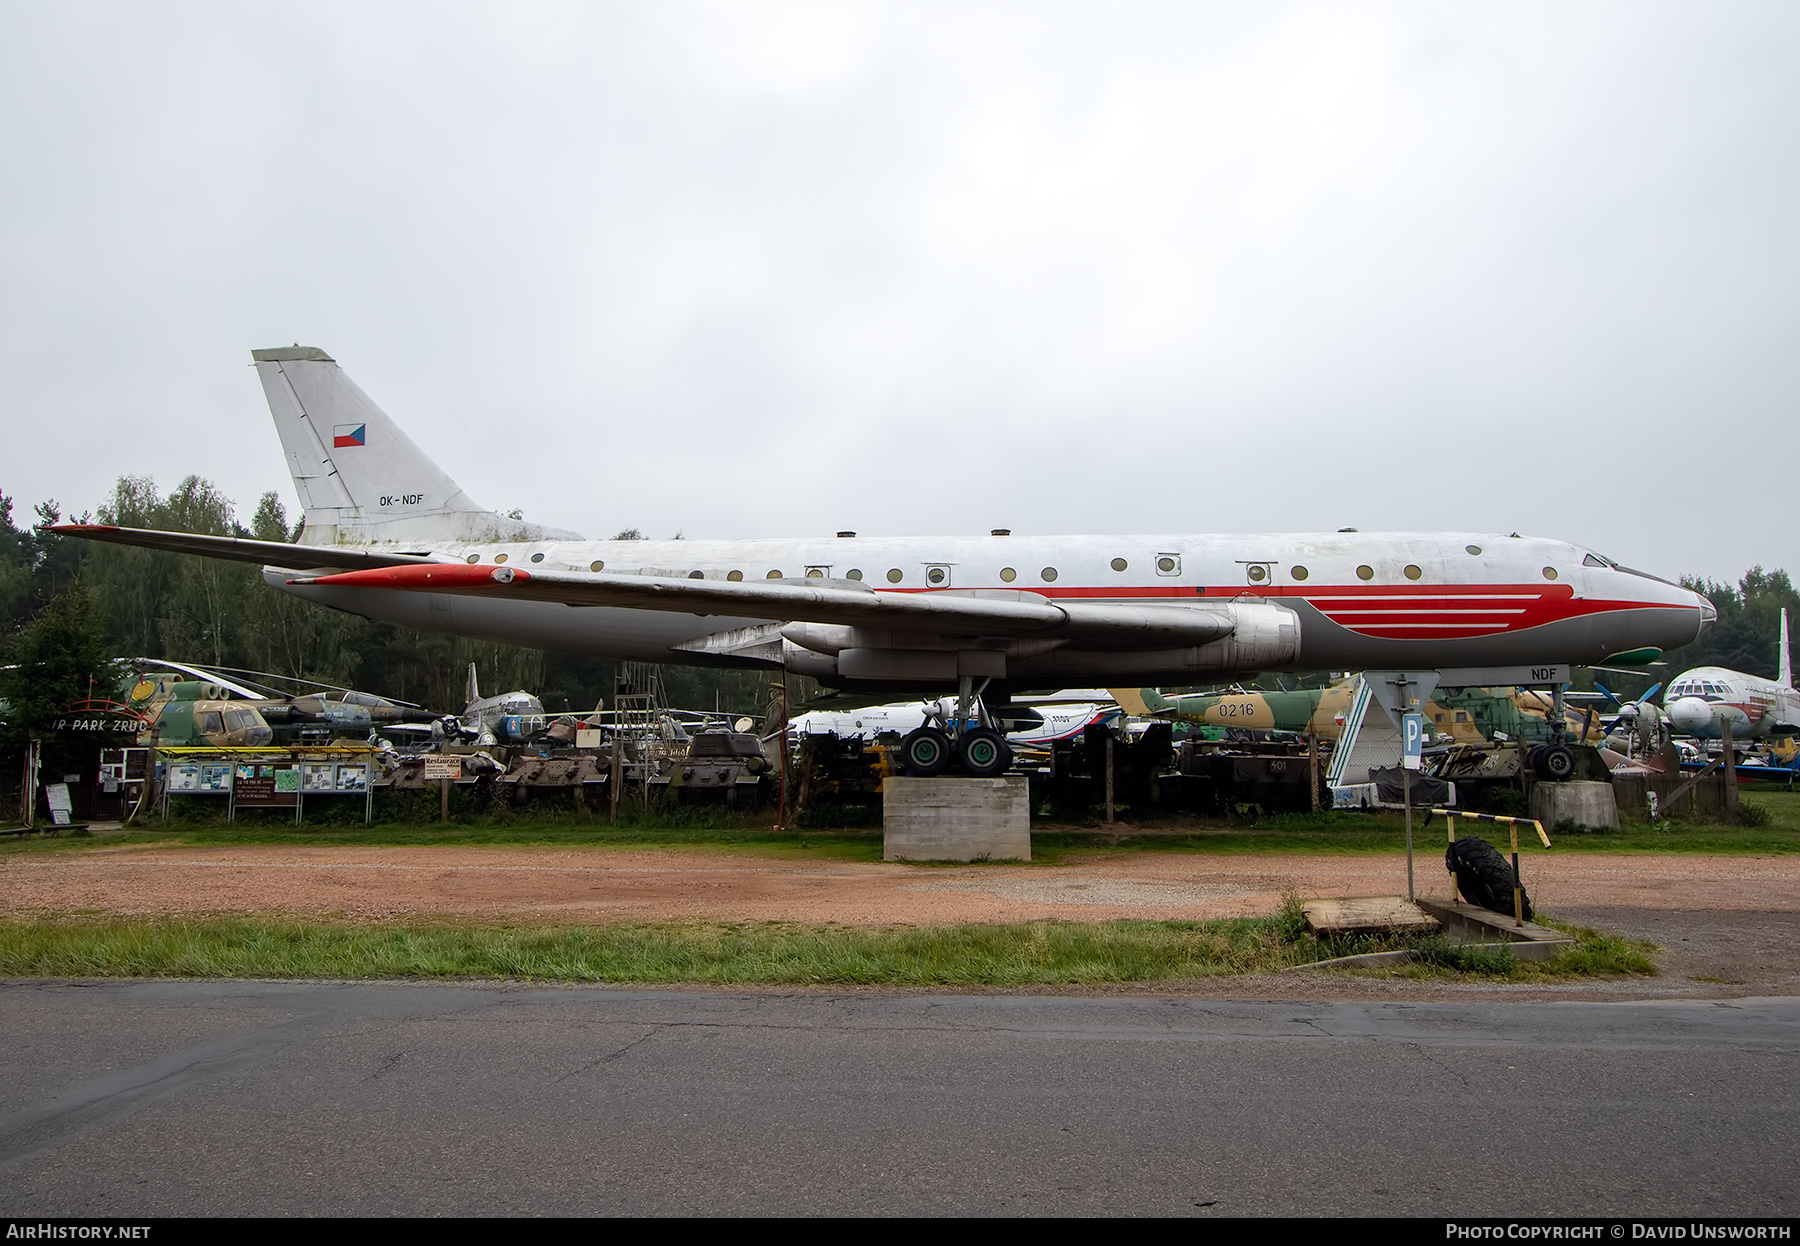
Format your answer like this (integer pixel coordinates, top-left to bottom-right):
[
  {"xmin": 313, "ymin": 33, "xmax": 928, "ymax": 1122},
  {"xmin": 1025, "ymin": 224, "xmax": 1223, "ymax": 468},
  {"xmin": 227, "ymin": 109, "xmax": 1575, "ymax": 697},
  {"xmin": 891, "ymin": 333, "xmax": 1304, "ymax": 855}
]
[{"xmin": 1303, "ymin": 896, "xmax": 1440, "ymax": 936}]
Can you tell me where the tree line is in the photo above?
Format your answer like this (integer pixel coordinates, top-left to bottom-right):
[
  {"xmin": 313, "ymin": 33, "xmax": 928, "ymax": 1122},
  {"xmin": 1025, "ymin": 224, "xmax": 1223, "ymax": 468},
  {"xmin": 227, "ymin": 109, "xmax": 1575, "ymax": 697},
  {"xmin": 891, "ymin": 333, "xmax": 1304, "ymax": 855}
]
[{"xmin": 0, "ymin": 476, "xmax": 776, "ymax": 729}]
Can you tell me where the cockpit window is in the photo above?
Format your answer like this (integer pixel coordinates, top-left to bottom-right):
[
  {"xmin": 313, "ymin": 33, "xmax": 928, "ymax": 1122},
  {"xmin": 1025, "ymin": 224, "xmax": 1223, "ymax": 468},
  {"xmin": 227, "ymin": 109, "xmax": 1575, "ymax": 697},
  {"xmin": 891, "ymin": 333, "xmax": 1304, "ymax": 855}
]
[
  {"xmin": 1582, "ymin": 553, "xmax": 1609, "ymax": 568},
  {"xmin": 1615, "ymin": 564, "xmax": 1681, "ymax": 588}
]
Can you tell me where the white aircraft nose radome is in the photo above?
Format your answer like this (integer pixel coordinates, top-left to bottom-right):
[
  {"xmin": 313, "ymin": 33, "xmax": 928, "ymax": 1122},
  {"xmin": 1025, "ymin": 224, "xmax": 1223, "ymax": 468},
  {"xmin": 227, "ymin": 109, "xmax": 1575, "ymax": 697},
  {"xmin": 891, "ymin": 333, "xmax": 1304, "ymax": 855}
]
[{"xmin": 1666, "ymin": 696, "xmax": 1716, "ymax": 736}]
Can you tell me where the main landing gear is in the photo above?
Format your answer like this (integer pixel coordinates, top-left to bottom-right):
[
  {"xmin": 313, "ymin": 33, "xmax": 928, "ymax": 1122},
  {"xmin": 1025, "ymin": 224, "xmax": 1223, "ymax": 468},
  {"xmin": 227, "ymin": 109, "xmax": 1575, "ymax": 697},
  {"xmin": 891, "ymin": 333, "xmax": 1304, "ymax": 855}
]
[{"xmin": 898, "ymin": 677, "xmax": 1014, "ymax": 778}]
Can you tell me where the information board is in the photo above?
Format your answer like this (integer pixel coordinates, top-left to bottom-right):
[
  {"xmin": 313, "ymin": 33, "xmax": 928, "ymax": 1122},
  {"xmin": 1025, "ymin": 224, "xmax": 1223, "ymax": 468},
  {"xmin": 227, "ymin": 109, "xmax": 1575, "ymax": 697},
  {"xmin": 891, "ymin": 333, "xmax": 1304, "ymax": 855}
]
[
  {"xmin": 298, "ymin": 762, "xmax": 371, "ymax": 793},
  {"xmin": 233, "ymin": 763, "xmax": 300, "ymax": 807},
  {"xmin": 168, "ymin": 763, "xmax": 234, "ymax": 794}
]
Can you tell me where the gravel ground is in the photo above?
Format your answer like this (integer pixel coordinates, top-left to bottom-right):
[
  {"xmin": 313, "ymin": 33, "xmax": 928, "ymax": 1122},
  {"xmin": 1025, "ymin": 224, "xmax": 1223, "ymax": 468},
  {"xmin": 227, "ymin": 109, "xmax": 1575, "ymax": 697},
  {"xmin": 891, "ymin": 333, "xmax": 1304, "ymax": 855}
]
[{"xmin": 5, "ymin": 841, "xmax": 1798, "ymax": 998}]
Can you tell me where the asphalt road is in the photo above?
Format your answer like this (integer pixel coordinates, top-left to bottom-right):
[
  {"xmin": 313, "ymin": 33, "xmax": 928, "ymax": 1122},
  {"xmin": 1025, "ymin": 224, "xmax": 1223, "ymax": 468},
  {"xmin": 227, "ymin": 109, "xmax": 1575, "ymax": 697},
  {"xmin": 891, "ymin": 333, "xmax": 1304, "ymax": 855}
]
[{"xmin": 1, "ymin": 981, "xmax": 1795, "ymax": 1217}]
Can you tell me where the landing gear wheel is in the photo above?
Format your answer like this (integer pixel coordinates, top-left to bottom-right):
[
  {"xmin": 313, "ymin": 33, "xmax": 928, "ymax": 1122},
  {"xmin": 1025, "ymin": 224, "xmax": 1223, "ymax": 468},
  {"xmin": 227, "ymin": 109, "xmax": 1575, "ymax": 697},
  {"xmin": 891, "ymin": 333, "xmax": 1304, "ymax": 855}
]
[
  {"xmin": 1445, "ymin": 835, "xmax": 1533, "ymax": 921},
  {"xmin": 1534, "ymin": 743, "xmax": 1576, "ymax": 781},
  {"xmin": 900, "ymin": 727, "xmax": 953, "ymax": 777},
  {"xmin": 957, "ymin": 728, "xmax": 1012, "ymax": 778}
]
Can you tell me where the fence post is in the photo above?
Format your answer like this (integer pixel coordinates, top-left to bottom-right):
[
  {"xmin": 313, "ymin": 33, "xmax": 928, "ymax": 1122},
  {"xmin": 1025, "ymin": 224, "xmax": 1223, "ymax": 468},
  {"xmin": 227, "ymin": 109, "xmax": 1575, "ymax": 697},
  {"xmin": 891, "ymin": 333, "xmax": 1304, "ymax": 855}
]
[{"xmin": 1722, "ymin": 719, "xmax": 1740, "ymax": 814}]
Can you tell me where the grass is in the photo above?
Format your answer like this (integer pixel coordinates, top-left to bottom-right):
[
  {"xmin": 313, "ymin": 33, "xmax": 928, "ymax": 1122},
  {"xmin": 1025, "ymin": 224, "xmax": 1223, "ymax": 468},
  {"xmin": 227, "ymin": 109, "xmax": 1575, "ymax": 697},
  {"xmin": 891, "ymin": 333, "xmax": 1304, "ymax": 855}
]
[
  {"xmin": 0, "ymin": 821, "xmax": 893, "ymax": 862},
  {"xmin": 7, "ymin": 784, "xmax": 1797, "ymax": 866},
  {"xmin": 0, "ymin": 901, "xmax": 1659, "ymax": 985}
]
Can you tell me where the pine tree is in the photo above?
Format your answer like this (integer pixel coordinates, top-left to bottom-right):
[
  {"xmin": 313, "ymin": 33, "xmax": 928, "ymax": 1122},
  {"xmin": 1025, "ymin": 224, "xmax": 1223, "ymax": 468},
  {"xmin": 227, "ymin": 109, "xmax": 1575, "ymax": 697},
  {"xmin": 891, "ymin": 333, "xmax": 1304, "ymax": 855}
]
[{"xmin": 0, "ymin": 581, "xmax": 118, "ymax": 750}]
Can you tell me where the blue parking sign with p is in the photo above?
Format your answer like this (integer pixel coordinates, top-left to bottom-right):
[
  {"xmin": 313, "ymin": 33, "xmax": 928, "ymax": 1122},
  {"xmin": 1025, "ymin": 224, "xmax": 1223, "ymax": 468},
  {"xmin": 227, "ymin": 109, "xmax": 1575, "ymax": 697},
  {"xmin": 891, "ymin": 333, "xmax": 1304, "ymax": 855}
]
[{"xmin": 1402, "ymin": 712, "xmax": 1424, "ymax": 770}]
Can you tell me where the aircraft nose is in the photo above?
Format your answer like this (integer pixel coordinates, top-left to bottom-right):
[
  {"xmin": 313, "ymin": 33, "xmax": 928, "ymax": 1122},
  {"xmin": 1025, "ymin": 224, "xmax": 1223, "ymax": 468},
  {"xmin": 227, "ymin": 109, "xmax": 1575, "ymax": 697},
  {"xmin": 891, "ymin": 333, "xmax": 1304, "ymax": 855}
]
[
  {"xmin": 1668, "ymin": 696, "xmax": 1713, "ymax": 735},
  {"xmin": 1696, "ymin": 593, "xmax": 1717, "ymax": 631}
]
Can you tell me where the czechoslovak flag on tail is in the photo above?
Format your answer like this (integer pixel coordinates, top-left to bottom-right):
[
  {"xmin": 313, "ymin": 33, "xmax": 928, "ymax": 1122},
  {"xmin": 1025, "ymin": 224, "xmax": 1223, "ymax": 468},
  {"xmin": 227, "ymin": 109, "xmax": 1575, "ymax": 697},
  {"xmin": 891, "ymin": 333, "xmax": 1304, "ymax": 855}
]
[{"xmin": 333, "ymin": 424, "xmax": 366, "ymax": 448}]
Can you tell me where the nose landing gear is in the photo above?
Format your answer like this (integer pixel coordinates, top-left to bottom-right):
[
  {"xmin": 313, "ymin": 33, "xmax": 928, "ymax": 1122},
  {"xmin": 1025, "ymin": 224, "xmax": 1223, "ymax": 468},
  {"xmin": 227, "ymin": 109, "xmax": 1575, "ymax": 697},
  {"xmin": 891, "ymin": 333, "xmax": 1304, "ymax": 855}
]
[{"xmin": 1531, "ymin": 681, "xmax": 1577, "ymax": 779}]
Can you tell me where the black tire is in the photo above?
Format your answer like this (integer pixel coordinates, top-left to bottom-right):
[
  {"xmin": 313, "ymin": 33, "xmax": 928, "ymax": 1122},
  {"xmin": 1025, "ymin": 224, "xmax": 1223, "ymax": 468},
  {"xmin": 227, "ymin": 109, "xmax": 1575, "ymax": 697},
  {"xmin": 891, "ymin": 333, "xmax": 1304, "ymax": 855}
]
[
  {"xmin": 1535, "ymin": 744, "xmax": 1576, "ymax": 781},
  {"xmin": 957, "ymin": 728, "xmax": 1012, "ymax": 778},
  {"xmin": 900, "ymin": 727, "xmax": 953, "ymax": 777},
  {"xmin": 1445, "ymin": 835, "xmax": 1533, "ymax": 921}
]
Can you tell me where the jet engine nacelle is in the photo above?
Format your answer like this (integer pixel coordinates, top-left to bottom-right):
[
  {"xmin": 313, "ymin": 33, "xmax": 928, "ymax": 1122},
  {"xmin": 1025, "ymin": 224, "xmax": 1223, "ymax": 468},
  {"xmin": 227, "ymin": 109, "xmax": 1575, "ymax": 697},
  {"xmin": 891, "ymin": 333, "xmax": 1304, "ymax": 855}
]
[
  {"xmin": 779, "ymin": 602, "xmax": 1300, "ymax": 684},
  {"xmin": 1006, "ymin": 601, "xmax": 1302, "ymax": 681}
]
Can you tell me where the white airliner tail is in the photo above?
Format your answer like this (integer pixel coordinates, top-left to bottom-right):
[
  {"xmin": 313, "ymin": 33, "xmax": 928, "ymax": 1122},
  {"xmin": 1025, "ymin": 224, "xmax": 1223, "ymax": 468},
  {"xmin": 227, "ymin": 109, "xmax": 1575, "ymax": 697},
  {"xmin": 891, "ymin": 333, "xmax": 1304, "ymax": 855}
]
[
  {"xmin": 1781, "ymin": 608, "xmax": 1792, "ymax": 689},
  {"xmin": 251, "ymin": 346, "xmax": 581, "ymax": 548}
]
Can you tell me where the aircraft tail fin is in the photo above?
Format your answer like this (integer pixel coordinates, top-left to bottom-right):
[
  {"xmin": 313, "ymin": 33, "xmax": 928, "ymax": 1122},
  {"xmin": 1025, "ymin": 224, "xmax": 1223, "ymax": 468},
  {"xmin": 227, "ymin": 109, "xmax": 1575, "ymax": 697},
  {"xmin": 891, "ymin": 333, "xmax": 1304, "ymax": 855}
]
[
  {"xmin": 1782, "ymin": 608, "xmax": 1793, "ymax": 689},
  {"xmin": 251, "ymin": 347, "xmax": 582, "ymax": 548},
  {"xmin": 466, "ymin": 662, "xmax": 481, "ymax": 706},
  {"xmin": 1107, "ymin": 687, "xmax": 1171, "ymax": 716}
]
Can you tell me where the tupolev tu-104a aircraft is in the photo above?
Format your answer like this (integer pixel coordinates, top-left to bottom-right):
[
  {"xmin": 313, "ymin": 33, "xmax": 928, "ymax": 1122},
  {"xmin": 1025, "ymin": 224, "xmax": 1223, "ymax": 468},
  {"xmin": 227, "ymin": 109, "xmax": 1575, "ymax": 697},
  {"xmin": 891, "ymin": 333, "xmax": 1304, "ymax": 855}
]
[{"xmin": 54, "ymin": 345, "xmax": 1715, "ymax": 777}]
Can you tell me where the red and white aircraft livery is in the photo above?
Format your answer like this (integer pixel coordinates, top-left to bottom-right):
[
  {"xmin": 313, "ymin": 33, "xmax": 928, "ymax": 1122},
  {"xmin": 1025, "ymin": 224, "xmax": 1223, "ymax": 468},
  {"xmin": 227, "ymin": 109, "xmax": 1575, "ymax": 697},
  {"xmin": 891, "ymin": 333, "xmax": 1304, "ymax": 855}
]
[
  {"xmin": 55, "ymin": 346, "xmax": 1713, "ymax": 712},
  {"xmin": 1664, "ymin": 609, "xmax": 1800, "ymax": 743}
]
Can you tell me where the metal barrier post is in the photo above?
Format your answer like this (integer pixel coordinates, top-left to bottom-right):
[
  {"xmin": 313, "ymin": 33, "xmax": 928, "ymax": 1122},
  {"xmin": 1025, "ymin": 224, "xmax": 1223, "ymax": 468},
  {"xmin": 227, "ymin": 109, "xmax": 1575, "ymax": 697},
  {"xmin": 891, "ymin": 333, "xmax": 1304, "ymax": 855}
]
[
  {"xmin": 1403, "ymin": 764, "xmax": 1414, "ymax": 902},
  {"xmin": 1510, "ymin": 820, "xmax": 1523, "ymax": 927},
  {"xmin": 1446, "ymin": 814, "xmax": 1459, "ymax": 903}
]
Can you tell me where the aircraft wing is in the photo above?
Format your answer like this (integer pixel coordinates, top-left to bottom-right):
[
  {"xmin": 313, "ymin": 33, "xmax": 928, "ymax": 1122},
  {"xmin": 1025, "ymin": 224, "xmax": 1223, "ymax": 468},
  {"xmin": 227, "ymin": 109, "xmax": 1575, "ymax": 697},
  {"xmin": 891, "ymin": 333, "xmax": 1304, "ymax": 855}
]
[
  {"xmin": 47, "ymin": 525, "xmax": 448, "ymax": 572},
  {"xmin": 293, "ymin": 564, "xmax": 1242, "ymax": 647}
]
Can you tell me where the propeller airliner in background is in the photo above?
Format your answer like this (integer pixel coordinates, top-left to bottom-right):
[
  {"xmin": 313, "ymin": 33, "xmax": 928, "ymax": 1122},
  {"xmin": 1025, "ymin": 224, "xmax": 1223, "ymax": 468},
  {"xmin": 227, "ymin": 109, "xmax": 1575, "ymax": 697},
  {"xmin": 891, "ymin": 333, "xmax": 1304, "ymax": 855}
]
[{"xmin": 1662, "ymin": 609, "xmax": 1800, "ymax": 744}]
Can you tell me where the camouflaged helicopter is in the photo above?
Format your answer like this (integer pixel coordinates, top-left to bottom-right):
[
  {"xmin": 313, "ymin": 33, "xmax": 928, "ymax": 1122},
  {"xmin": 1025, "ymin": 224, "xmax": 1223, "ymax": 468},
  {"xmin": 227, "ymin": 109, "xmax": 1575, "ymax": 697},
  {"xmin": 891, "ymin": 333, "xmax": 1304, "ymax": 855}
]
[{"xmin": 119, "ymin": 663, "xmax": 443, "ymax": 748}]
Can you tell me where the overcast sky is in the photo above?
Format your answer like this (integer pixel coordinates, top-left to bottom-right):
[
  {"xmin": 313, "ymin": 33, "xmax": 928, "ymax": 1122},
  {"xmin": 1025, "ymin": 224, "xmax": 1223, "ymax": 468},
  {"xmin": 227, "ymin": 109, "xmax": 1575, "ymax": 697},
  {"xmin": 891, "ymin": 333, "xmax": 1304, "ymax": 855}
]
[{"xmin": 3, "ymin": 1, "xmax": 1794, "ymax": 584}]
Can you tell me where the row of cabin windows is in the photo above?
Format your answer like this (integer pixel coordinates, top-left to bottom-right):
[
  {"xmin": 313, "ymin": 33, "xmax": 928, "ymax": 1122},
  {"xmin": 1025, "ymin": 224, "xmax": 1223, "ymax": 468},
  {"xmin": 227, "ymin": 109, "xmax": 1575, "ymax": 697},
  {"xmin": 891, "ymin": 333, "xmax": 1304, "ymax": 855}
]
[
  {"xmin": 466, "ymin": 555, "xmax": 1075, "ymax": 583},
  {"xmin": 462, "ymin": 547, "xmax": 1563, "ymax": 584}
]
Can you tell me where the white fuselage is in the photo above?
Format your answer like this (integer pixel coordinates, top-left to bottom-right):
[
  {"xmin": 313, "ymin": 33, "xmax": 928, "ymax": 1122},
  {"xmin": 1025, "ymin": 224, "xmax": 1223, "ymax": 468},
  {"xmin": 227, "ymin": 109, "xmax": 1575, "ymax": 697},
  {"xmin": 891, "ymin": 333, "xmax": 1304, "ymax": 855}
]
[{"xmin": 272, "ymin": 529, "xmax": 1711, "ymax": 690}]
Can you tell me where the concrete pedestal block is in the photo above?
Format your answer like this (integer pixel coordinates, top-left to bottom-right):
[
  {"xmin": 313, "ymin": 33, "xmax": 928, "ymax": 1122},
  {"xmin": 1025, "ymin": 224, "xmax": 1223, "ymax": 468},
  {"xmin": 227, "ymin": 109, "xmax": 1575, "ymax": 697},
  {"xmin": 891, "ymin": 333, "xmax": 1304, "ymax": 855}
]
[
  {"xmin": 883, "ymin": 775, "xmax": 1030, "ymax": 862},
  {"xmin": 1530, "ymin": 780, "xmax": 1619, "ymax": 832}
]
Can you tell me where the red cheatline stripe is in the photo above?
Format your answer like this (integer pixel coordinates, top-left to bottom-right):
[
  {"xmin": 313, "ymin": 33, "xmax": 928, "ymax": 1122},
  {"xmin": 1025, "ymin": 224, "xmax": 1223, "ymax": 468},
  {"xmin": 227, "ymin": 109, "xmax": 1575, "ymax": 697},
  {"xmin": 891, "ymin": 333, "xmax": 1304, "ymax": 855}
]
[
  {"xmin": 1339, "ymin": 622, "xmax": 1513, "ymax": 631},
  {"xmin": 1320, "ymin": 599, "xmax": 1535, "ymax": 604},
  {"xmin": 292, "ymin": 567, "xmax": 1677, "ymax": 636}
]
